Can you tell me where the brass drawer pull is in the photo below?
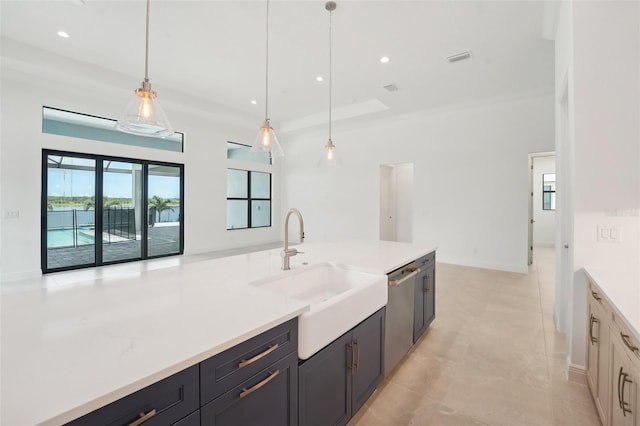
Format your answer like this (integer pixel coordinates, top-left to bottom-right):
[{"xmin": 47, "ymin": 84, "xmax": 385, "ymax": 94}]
[
  {"xmin": 238, "ymin": 344, "xmax": 279, "ymax": 368},
  {"xmin": 621, "ymin": 333, "xmax": 640, "ymax": 355},
  {"xmin": 128, "ymin": 409, "xmax": 156, "ymax": 426},
  {"xmin": 239, "ymin": 370, "xmax": 280, "ymax": 399},
  {"xmin": 589, "ymin": 314, "xmax": 599, "ymax": 344},
  {"xmin": 591, "ymin": 290, "xmax": 602, "ymax": 301}
]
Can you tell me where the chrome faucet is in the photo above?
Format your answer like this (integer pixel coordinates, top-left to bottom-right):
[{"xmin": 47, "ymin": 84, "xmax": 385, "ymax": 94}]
[{"xmin": 282, "ymin": 208, "xmax": 305, "ymax": 270}]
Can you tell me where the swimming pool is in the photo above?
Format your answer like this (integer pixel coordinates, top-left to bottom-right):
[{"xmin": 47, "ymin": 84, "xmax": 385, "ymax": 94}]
[{"xmin": 47, "ymin": 228, "xmax": 95, "ymax": 248}]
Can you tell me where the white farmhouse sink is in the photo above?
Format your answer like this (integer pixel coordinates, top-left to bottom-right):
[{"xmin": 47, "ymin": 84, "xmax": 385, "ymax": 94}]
[{"xmin": 250, "ymin": 263, "xmax": 387, "ymax": 359}]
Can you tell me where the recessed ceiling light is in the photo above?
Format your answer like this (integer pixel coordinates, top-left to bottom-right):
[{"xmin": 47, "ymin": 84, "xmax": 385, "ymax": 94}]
[
  {"xmin": 57, "ymin": 31, "xmax": 70, "ymax": 38},
  {"xmin": 316, "ymin": 76, "xmax": 324, "ymax": 82},
  {"xmin": 251, "ymin": 100, "xmax": 257, "ymax": 105},
  {"xmin": 380, "ymin": 56, "xmax": 390, "ymax": 64}
]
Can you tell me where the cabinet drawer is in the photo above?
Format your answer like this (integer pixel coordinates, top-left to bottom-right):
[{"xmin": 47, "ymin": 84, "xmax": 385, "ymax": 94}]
[
  {"xmin": 612, "ymin": 312, "xmax": 640, "ymax": 363},
  {"xmin": 588, "ymin": 281, "xmax": 611, "ymax": 313},
  {"xmin": 200, "ymin": 317, "xmax": 298, "ymax": 405},
  {"xmin": 201, "ymin": 351, "xmax": 298, "ymax": 426},
  {"xmin": 66, "ymin": 365, "xmax": 199, "ymax": 426},
  {"xmin": 415, "ymin": 252, "xmax": 435, "ymax": 270}
]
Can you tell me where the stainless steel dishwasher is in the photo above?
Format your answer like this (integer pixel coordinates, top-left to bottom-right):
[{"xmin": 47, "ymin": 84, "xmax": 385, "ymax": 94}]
[{"xmin": 384, "ymin": 261, "xmax": 420, "ymax": 376}]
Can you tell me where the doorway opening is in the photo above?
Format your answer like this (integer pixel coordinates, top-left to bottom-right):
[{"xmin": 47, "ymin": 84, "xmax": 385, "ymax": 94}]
[
  {"xmin": 528, "ymin": 152, "xmax": 556, "ymax": 265},
  {"xmin": 380, "ymin": 163, "xmax": 414, "ymax": 242}
]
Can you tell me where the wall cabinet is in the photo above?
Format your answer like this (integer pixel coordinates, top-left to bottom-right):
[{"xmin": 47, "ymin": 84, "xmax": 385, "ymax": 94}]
[
  {"xmin": 298, "ymin": 308, "xmax": 385, "ymax": 426},
  {"xmin": 65, "ymin": 318, "xmax": 297, "ymax": 426},
  {"xmin": 585, "ymin": 284, "xmax": 610, "ymax": 422},
  {"xmin": 413, "ymin": 252, "xmax": 436, "ymax": 343}
]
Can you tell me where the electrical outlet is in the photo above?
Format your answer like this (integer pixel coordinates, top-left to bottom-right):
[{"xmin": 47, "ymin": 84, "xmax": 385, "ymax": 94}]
[{"xmin": 4, "ymin": 210, "xmax": 19, "ymax": 219}]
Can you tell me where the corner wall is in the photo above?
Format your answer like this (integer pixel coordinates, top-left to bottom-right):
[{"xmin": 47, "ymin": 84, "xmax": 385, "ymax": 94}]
[{"xmin": 281, "ymin": 94, "xmax": 555, "ymax": 273}]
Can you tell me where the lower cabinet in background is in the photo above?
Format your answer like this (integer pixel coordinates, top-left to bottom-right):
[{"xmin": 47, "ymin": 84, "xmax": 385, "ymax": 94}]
[
  {"xmin": 413, "ymin": 252, "xmax": 436, "ymax": 343},
  {"xmin": 298, "ymin": 307, "xmax": 385, "ymax": 426}
]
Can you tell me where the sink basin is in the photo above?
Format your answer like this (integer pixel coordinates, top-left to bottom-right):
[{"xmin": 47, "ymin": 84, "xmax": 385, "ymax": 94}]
[{"xmin": 250, "ymin": 263, "xmax": 387, "ymax": 359}]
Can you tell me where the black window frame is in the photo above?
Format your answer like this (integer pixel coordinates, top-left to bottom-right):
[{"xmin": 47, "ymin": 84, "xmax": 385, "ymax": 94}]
[
  {"xmin": 226, "ymin": 168, "xmax": 272, "ymax": 230},
  {"xmin": 542, "ymin": 174, "xmax": 556, "ymax": 211},
  {"xmin": 41, "ymin": 149, "xmax": 185, "ymax": 273}
]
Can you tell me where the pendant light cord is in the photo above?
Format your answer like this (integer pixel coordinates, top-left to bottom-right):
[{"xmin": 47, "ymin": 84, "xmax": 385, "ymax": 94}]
[
  {"xmin": 265, "ymin": 0, "xmax": 270, "ymax": 120},
  {"xmin": 328, "ymin": 7, "xmax": 332, "ymax": 140},
  {"xmin": 144, "ymin": 0, "xmax": 150, "ymax": 82}
]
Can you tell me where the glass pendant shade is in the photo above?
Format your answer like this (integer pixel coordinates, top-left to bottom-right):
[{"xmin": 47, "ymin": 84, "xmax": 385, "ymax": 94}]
[
  {"xmin": 252, "ymin": 118, "xmax": 284, "ymax": 158},
  {"xmin": 116, "ymin": 80, "xmax": 174, "ymax": 137},
  {"xmin": 318, "ymin": 139, "xmax": 340, "ymax": 167}
]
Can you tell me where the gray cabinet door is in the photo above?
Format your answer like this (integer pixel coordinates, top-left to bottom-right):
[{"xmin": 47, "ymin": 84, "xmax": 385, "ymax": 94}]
[
  {"xmin": 299, "ymin": 332, "xmax": 353, "ymax": 426},
  {"xmin": 352, "ymin": 308, "xmax": 385, "ymax": 414},
  {"xmin": 201, "ymin": 351, "xmax": 298, "ymax": 426},
  {"xmin": 413, "ymin": 252, "xmax": 436, "ymax": 343}
]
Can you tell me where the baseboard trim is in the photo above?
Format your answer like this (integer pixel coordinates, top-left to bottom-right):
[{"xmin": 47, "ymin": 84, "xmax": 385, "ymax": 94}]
[{"xmin": 568, "ymin": 363, "xmax": 587, "ymax": 384}]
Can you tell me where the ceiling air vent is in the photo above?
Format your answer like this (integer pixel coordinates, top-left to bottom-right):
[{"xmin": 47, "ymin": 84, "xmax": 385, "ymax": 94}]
[
  {"xmin": 447, "ymin": 51, "xmax": 472, "ymax": 63},
  {"xmin": 383, "ymin": 84, "xmax": 399, "ymax": 92}
]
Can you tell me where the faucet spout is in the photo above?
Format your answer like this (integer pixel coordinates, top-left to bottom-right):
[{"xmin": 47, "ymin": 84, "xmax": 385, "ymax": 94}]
[{"xmin": 282, "ymin": 208, "xmax": 305, "ymax": 270}]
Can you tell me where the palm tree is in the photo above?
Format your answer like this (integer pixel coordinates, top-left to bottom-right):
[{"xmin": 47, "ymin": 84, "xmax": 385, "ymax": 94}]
[{"xmin": 148, "ymin": 195, "xmax": 174, "ymax": 223}]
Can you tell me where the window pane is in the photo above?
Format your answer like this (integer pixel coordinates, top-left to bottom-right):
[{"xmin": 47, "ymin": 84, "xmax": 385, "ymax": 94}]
[
  {"xmin": 226, "ymin": 142, "xmax": 271, "ymax": 165},
  {"xmin": 227, "ymin": 169, "xmax": 248, "ymax": 198},
  {"xmin": 148, "ymin": 164, "xmax": 181, "ymax": 257},
  {"xmin": 46, "ymin": 155, "xmax": 96, "ymax": 269},
  {"xmin": 251, "ymin": 200, "xmax": 271, "ymax": 227},
  {"xmin": 227, "ymin": 200, "xmax": 248, "ymax": 229},
  {"xmin": 251, "ymin": 172, "xmax": 271, "ymax": 199},
  {"xmin": 102, "ymin": 161, "xmax": 143, "ymax": 263},
  {"xmin": 43, "ymin": 107, "xmax": 184, "ymax": 152}
]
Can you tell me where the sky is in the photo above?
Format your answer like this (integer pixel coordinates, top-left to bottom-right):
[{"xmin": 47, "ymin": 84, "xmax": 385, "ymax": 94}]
[{"xmin": 48, "ymin": 169, "xmax": 180, "ymax": 200}]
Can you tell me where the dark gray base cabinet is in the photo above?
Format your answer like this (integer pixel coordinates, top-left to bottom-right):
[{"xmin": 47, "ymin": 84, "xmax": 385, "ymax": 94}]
[
  {"xmin": 201, "ymin": 351, "xmax": 298, "ymax": 426},
  {"xmin": 298, "ymin": 308, "xmax": 385, "ymax": 426},
  {"xmin": 414, "ymin": 252, "xmax": 436, "ymax": 343}
]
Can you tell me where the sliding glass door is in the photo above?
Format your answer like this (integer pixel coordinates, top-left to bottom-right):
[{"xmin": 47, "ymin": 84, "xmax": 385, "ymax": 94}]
[
  {"xmin": 45, "ymin": 154, "xmax": 97, "ymax": 270},
  {"xmin": 102, "ymin": 160, "xmax": 143, "ymax": 263},
  {"xmin": 42, "ymin": 150, "xmax": 184, "ymax": 273}
]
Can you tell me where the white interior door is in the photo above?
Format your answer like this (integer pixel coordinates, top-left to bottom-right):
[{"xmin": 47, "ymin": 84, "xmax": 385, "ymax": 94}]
[
  {"xmin": 379, "ymin": 165, "xmax": 397, "ymax": 241},
  {"xmin": 380, "ymin": 163, "xmax": 414, "ymax": 242}
]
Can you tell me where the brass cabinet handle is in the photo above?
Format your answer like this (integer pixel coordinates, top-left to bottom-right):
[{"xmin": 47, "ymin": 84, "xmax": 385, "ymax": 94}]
[
  {"xmin": 589, "ymin": 314, "xmax": 599, "ymax": 344},
  {"xmin": 238, "ymin": 344, "xmax": 279, "ymax": 368},
  {"xmin": 389, "ymin": 267, "xmax": 421, "ymax": 287},
  {"xmin": 621, "ymin": 333, "xmax": 640, "ymax": 355},
  {"xmin": 128, "ymin": 409, "xmax": 156, "ymax": 426},
  {"xmin": 348, "ymin": 342, "xmax": 356, "ymax": 370},
  {"xmin": 621, "ymin": 370, "xmax": 633, "ymax": 416},
  {"xmin": 353, "ymin": 340, "xmax": 360, "ymax": 373},
  {"xmin": 591, "ymin": 290, "xmax": 602, "ymax": 301},
  {"xmin": 239, "ymin": 370, "xmax": 280, "ymax": 399}
]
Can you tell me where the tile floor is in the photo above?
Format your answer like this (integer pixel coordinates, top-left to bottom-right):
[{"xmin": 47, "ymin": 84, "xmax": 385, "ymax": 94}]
[{"xmin": 349, "ymin": 247, "xmax": 602, "ymax": 426}]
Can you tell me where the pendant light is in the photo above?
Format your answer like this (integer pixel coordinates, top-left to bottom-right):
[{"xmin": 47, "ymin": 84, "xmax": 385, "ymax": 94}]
[
  {"xmin": 319, "ymin": 1, "xmax": 340, "ymax": 167},
  {"xmin": 251, "ymin": 0, "xmax": 284, "ymax": 158},
  {"xmin": 116, "ymin": 0, "xmax": 174, "ymax": 138}
]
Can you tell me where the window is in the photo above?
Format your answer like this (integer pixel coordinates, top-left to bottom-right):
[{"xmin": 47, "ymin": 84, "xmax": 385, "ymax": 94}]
[
  {"xmin": 226, "ymin": 141, "xmax": 271, "ymax": 164},
  {"xmin": 43, "ymin": 106, "xmax": 184, "ymax": 152},
  {"xmin": 42, "ymin": 150, "xmax": 184, "ymax": 273},
  {"xmin": 226, "ymin": 169, "xmax": 272, "ymax": 230},
  {"xmin": 543, "ymin": 173, "xmax": 556, "ymax": 210}
]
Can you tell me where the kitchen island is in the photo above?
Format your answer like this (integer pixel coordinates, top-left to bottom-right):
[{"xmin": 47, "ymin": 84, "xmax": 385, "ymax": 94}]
[{"xmin": 1, "ymin": 240, "xmax": 434, "ymax": 425}]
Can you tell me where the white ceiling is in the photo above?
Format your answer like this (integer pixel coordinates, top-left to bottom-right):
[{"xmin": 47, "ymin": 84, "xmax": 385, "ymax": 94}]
[{"xmin": 1, "ymin": 0, "xmax": 555, "ymax": 132}]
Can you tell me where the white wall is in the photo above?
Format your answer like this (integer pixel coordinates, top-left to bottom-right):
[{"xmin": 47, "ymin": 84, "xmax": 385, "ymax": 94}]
[
  {"xmin": 554, "ymin": 0, "xmax": 640, "ymax": 371},
  {"xmin": 281, "ymin": 93, "xmax": 555, "ymax": 273},
  {"xmin": 0, "ymin": 42, "xmax": 282, "ymax": 282},
  {"xmin": 533, "ymin": 155, "xmax": 556, "ymax": 247}
]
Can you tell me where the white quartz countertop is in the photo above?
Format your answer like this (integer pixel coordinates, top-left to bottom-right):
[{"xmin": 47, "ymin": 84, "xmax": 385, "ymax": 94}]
[
  {"xmin": 584, "ymin": 267, "xmax": 640, "ymax": 338},
  {"xmin": 1, "ymin": 239, "xmax": 434, "ymax": 425}
]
